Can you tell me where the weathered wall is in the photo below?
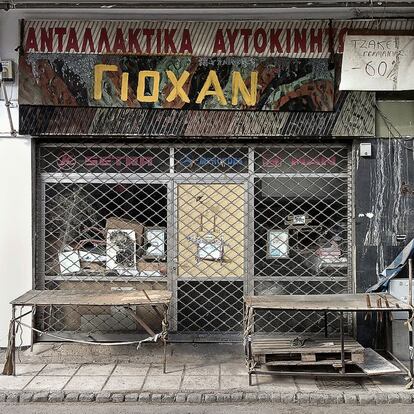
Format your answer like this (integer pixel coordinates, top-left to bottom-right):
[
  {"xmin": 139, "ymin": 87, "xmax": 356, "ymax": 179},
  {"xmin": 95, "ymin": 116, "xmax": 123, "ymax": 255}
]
[
  {"xmin": 354, "ymin": 138, "xmax": 414, "ymax": 345},
  {"xmin": 0, "ymin": 10, "xmax": 32, "ymax": 348},
  {"xmin": 1, "ymin": 6, "xmax": 414, "ymax": 347}
]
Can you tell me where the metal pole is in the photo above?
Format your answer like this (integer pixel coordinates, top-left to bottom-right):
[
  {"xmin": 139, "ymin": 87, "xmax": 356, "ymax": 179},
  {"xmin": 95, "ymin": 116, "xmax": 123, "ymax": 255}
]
[
  {"xmin": 409, "ymin": 259, "xmax": 414, "ymax": 386},
  {"xmin": 324, "ymin": 311, "xmax": 328, "ymax": 338},
  {"xmin": 0, "ymin": 75, "xmax": 17, "ymax": 137},
  {"xmin": 163, "ymin": 304, "xmax": 168, "ymax": 374},
  {"xmin": 163, "ymin": 338, "xmax": 167, "ymax": 374},
  {"xmin": 11, "ymin": 306, "xmax": 16, "ymax": 376},
  {"xmin": 340, "ymin": 311, "xmax": 345, "ymax": 374},
  {"xmin": 409, "ymin": 258, "xmax": 413, "ymax": 308},
  {"xmin": 409, "ymin": 309, "xmax": 414, "ymax": 386},
  {"xmin": 30, "ymin": 306, "xmax": 35, "ymax": 352}
]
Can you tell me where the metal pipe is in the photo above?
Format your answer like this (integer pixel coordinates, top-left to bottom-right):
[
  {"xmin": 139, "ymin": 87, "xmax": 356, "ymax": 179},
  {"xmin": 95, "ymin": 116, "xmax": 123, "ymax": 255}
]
[
  {"xmin": 4, "ymin": 1, "xmax": 414, "ymax": 7},
  {"xmin": 409, "ymin": 258, "xmax": 413, "ymax": 308},
  {"xmin": 11, "ymin": 306, "xmax": 16, "ymax": 376},
  {"xmin": 409, "ymin": 309, "xmax": 413, "ymax": 387},
  {"xmin": 2, "ymin": 1, "xmax": 414, "ymax": 15},
  {"xmin": 340, "ymin": 311, "xmax": 345, "ymax": 374},
  {"xmin": 0, "ymin": 75, "xmax": 17, "ymax": 137},
  {"xmin": 11, "ymin": 309, "xmax": 33, "ymax": 320}
]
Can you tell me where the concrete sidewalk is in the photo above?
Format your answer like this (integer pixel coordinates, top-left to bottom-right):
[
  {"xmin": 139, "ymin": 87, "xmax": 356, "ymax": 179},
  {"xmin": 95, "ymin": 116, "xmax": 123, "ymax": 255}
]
[{"xmin": 0, "ymin": 343, "xmax": 412, "ymax": 404}]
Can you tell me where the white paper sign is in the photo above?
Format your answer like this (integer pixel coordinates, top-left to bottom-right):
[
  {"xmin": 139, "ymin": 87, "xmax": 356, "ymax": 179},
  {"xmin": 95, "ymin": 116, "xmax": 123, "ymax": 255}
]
[{"xmin": 340, "ymin": 35, "xmax": 414, "ymax": 91}]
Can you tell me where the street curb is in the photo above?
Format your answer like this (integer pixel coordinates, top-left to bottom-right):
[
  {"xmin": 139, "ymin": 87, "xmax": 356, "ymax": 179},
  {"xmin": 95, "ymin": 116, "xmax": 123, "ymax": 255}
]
[{"xmin": 0, "ymin": 390, "xmax": 412, "ymax": 404}]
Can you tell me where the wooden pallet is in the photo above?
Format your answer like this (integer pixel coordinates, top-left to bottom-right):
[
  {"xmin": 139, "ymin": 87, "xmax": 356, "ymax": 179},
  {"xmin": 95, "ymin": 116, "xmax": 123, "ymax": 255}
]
[{"xmin": 251, "ymin": 335, "xmax": 365, "ymax": 365}]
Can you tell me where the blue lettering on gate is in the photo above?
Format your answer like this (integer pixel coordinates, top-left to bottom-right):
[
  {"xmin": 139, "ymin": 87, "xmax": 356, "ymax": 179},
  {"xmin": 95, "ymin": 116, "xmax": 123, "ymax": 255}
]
[{"xmin": 179, "ymin": 155, "xmax": 245, "ymax": 167}]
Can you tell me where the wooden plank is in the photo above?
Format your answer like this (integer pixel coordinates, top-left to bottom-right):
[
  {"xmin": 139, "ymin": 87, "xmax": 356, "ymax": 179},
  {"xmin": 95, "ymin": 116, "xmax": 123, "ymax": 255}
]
[
  {"xmin": 251, "ymin": 336, "xmax": 364, "ymax": 355},
  {"xmin": 264, "ymin": 359, "xmax": 354, "ymax": 367},
  {"xmin": 254, "ymin": 348, "xmax": 362, "ymax": 356},
  {"xmin": 351, "ymin": 352, "xmax": 365, "ymax": 364},
  {"xmin": 301, "ymin": 353, "xmax": 316, "ymax": 362},
  {"xmin": 123, "ymin": 307, "xmax": 156, "ymax": 338},
  {"xmin": 10, "ymin": 290, "xmax": 44, "ymax": 306},
  {"xmin": 11, "ymin": 289, "xmax": 172, "ymax": 306},
  {"xmin": 244, "ymin": 294, "xmax": 411, "ymax": 311},
  {"xmin": 356, "ymin": 348, "xmax": 401, "ymax": 375},
  {"xmin": 251, "ymin": 335, "xmax": 365, "ymax": 365}
]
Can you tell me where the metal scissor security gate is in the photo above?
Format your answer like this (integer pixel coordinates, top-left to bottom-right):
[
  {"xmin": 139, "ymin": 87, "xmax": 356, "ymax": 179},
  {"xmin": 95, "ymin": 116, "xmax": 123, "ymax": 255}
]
[{"xmin": 36, "ymin": 143, "xmax": 352, "ymax": 341}]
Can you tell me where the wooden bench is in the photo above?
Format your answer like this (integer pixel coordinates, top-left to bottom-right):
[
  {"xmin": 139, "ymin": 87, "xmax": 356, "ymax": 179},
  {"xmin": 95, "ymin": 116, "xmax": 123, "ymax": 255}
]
[
  {"xmin": 2, "ymin": 289, "xmax": 172, "ymax": 376},
  {"xmin": 251, "ymin": 335, "xmax": 365, "ymax": 365},
  {"xmin": 244, "ymin": 293, "xmax": 414, "ymax": 387}
]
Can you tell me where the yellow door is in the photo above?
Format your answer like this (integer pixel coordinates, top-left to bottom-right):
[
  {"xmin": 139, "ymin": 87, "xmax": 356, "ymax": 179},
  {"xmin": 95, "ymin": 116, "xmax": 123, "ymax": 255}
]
[{"xmin": 177, "ymin": 183, "xmax": 245, "ymax": 278}]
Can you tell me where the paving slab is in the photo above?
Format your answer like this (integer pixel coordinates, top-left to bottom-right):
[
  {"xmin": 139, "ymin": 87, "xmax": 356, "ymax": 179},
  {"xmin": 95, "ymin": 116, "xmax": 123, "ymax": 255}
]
[
  {"xmin": 112, "ymin": 364, "xmax": 150, "ymax": 377},
  {"xmin": 181, "ymin": 375, "xmax": 220, "ymax": 391},
  {"xmin": 221, "ymin": 375, "xmax": 256, "ymax": 390},
  {"xmin": 1, "ymin": 342, "xmax": 411, "ymax": 401},
  {"xmin": 24, "ymin": 376, "xmax": 71, "ymax": 391},
  {"xmin": 103, "ymin": 376, "xmax": 145, "ymax": 392},
  {"xmin": 372, "ymin": 376, "xmax": 412, "ymax": 392},
  {"xmin": 76, "ymin": 364, "xmax": 115, "ymax": 376},
  {"xmin": 15, "ymin": 364, "xmax": 45, "ymax": 376},
  {"xmin": 148, "ymin": 364, "xmax": 183, "ymax": 376},
  {"xmin": 0, "ymin": 376, "xmax": 33, "ymax": 390},
  {"xmin": 39, "ymin": 364, "xmax": 80, "ymax": 376},
  {"xmin": 256, "ymin": 375, "xmax": 297, "ymax": 391},
  {"xmin": 64, "ymin": 375, "xmax": 108, "ymax": 392},
  {"xmin": 220, "ymin": 363, "xmax": 248, "ymax": 376},
  {"xmin": 185, "ymin": 364, "xmax": 220, "ymax": 376},
  {"xmin": 142, "ymin": 375, "xmax": 182, "ymax": 391},
  {"xmin": 294, "ymin": 377, "xmax": 319, "ymax": 392}
]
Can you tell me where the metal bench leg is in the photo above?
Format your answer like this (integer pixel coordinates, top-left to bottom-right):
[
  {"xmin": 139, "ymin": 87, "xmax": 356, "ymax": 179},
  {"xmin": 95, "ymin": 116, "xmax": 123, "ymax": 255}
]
[
  {"xmin": 3, "ymin": 305, "xmax": 16, "ymax": 376},
  {"xmin": 409, "ymin": 310, "xmax": 413, "ymax": 388},
  {"xmin": 12, "ymin": 306, "xmax": 16, "ymax": 376},
  {"xmin": 340, "ymin": 311, "xmax": 345, "ymax": 375},
  {"xmin": 163, "ymin": 338, "xmax": 167, "ymax": 374},
  {"xmin": 162, "ymin": 305, "xmax": 169, "ymax": 374}
]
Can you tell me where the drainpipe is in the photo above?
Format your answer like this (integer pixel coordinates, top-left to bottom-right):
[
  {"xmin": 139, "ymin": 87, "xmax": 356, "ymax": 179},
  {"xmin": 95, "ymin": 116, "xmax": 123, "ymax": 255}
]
[{"xmin": 0, "ymin": 63, "xmax": 17, "ymax": 137}]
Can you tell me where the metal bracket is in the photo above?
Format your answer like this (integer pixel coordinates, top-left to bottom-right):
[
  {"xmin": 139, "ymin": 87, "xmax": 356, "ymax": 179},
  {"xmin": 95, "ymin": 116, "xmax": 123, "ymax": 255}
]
[{"xmin": 0, "ymin": 74, "xmax": 17, "ymax": 137}]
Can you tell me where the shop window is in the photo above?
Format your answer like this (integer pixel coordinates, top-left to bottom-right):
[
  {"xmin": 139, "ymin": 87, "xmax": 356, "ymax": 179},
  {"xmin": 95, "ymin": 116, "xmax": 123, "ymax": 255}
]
[
  {"xmin": 254, "ymin": 177, "xmax": 348, "ymax": 278},
  {"xmin": 44, "ymin": 183, "xmax": 167, "ymax": 283},
  {"xmin": 37, "ymin": 144, "xmax": 351, "ymax": 337},
  {"xmin": 376, "ymin": 92, "xmax": 414, "ymax": 137}
]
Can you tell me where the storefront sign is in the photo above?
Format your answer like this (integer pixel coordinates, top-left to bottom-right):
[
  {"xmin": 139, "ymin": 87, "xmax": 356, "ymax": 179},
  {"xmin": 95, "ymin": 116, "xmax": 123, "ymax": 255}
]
[
  {"xmin": 20, "ymin": 20, "xmax": 414, "ymax": 113},
  {"xmin": 174, "ymin": 148, "xmax": 248, "ymax": 173},
  {"xmin": 41, "ymin": 147, "xmax": 170, "ymax": 173},
  {"xmin": 256, "ymin": 147, "xmax": 348, "ymax": 173},
  {"xmin": 20, "ymin": 54, "xmax": 333, "ymax": 111},
  {"xmin": 19, "ymin": 20, "xmax": 342, "ymax": 112},
  {"xmin": 340, "ymin": 35, "xmax": 414, "ymax": 91},
  {"xmin": 23, "ymin": 20, "xmax": 347, "ymax": 57}
]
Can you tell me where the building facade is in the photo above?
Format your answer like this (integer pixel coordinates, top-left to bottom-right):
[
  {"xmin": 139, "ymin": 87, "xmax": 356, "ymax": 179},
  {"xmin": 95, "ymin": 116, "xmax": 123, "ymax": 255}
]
[{"xmin": 1, "ymin": 5, "xmax": 414, "ymax": 349}]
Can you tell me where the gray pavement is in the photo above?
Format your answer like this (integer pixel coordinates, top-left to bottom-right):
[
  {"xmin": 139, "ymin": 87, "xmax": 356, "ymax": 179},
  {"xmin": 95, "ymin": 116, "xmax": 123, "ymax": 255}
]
[
  {"xmin": 0, "ymin": 359, "xmax": 409, "ymax": 394},
  {"xmin": 0, "ymin": 343, "xmax": 412, "ymax": 404},
  {"xmin": 0, "ymin": 403, "xmax": 414, "ymax": 414}
]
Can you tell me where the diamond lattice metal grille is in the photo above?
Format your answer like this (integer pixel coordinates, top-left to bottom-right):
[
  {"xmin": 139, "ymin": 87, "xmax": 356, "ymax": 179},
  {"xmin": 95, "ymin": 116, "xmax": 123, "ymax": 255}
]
[{"xmin": 36, "ymin": 142, "xmax": 352, "ymax": 340}]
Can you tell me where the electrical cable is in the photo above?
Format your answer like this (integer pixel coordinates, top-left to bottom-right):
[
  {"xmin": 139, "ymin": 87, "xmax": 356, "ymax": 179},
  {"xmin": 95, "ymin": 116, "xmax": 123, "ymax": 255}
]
[
  {"xmin": 374, "ymin": 102, "xmax": 414, "ymax": 152},
  {"xmin": 15, "ymin": 319, "xmax": 162, "ymax": 350}
]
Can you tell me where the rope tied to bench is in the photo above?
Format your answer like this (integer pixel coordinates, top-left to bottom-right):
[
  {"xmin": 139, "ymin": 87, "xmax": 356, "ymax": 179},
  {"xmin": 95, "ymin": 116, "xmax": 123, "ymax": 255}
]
[
  {"xmin": 13, "ymin": 320, "xmax": 163, "ymax": 347},
  {"xmin": 290, "ymin": 336, "xmax": 311, "ymax": 348}
]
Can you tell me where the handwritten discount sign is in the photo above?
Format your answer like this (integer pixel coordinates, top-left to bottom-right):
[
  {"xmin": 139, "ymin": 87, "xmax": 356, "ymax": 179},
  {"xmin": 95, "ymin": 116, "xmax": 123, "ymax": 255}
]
[{"xmin": 340, "ymin": 35, "xmax": 414, "ymax": 91}]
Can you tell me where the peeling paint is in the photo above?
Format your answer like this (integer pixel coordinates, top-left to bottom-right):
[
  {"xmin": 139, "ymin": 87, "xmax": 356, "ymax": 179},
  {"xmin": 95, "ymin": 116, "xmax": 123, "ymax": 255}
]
[{"xmin": 356, "ymin": 139, "xmax": 414, "ymax": 288}]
